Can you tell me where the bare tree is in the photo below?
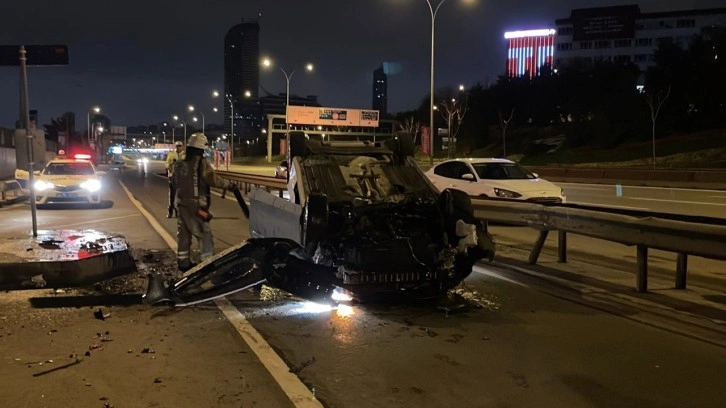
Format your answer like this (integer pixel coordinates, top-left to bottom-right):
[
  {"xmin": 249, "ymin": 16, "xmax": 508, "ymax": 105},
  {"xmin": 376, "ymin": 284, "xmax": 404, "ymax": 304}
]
[
  {"xmin": 437, "ymin": 97, "xmax": 468, "ymax": 158},
  {"xmin": 497, "ymin": 107, "xmax": 515, "ymax": 157},
  {"xmin": 643, "ymin": 85, "xmax": 671, "ymax": 169},
  {"xmin": 397, "ymin": 116, "xmax": 420, "ymax": 145}
]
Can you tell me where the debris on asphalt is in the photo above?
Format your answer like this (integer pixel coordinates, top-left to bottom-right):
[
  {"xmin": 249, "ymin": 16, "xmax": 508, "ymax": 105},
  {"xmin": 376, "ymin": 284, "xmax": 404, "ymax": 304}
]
[
  {"xmin": 93, "ymin": 308, "xmax": 111, "ymax": 320},
  {"xmin": 31, "ymin": 358, "xmax": 82, "ymax": 377},
  {"xmin": 141, "ymin": 347, "xmax": 155, "ymax": 354}
]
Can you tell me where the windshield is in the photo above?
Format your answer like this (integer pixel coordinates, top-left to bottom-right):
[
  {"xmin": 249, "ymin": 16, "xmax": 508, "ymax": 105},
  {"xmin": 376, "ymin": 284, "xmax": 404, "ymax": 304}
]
[
  {"xmin": 44, "ymin": 162, "xmax": 95, "ymax": 176},
  {"xmin": 471, "ymin": 163, "xmax": 536, "ymax": 180}
]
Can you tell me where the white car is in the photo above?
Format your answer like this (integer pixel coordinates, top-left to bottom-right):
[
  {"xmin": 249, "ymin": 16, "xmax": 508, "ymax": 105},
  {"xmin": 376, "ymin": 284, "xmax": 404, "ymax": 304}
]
[
  {"xmin": 33, "ymin": 155, "xmax": 106, "ymax": 206},
  {"xmin": 425, "ymin": 158, "xmax": 565, "ymax": 203}
]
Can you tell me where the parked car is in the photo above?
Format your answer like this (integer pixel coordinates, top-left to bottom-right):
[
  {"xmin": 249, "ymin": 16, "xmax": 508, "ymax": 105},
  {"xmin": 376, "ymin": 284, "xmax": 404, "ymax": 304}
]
[
  {"xmin": 274, "ymin": 160, "xmax": 288, "ymax": 179},
  {"xmin": 33, "ymin": 154, "xmax": 106, "ymax": 207},
  {"xmin": 425, "ymin": 158, "xmax": 565, "ymax": 203}
]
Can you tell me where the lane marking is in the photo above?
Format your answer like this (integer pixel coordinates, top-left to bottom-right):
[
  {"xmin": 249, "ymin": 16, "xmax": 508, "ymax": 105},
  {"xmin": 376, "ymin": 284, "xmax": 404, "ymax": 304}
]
[
  {"xmin": 629, "ymin": 197, "xmax": 726, "ymax": 206},
  {"xmin": 557, "ymin": 182, "xmax": 726, "ymax": 193},
  {"xmin": 119, "ymin": 180, "xmax": 320, "ymax": 407}
]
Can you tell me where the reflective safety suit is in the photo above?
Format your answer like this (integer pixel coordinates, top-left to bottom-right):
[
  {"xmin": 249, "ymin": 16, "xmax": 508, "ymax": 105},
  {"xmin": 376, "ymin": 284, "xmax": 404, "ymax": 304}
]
[
  {"xmin": 172, "ymin": 153, "xmax": 232, "ymax": 266},
  {"xmin": 165, "ymin": 149, "xmax": 185, "ymax": 216}
]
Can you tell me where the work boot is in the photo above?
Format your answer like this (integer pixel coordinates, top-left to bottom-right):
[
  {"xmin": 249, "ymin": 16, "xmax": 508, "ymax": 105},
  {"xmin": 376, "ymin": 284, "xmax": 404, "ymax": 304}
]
[{"xmin": 177, "ymin": 259, "xmax": 197, "ymax": 272}]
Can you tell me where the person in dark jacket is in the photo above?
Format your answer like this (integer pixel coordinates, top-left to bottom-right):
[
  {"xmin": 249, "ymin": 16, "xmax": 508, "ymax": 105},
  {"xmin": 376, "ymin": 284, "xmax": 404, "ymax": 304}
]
[
  {"xmin": 171, "ymin": 133, "xmax": 236, "ymax": 271},
  {"xmin": 164, "ymin": 140, "xmax": 185, "ymax": 218}
]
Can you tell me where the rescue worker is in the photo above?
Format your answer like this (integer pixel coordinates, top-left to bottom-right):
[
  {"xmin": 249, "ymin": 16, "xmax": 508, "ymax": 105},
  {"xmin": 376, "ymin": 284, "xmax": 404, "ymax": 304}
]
[
  {"xmin": 165, "ymin": 141, "xmax": 185, "ymax": 218},
  {"xmin": 172, "ymin": 133, "xmax": 237, "ymax": 272}
]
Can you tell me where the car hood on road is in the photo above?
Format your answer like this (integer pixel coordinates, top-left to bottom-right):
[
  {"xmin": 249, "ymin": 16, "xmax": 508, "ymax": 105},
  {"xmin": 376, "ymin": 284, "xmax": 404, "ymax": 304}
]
[{"xmin": 39, "ymin": 175, "xmax": 98, "ymax": 186}]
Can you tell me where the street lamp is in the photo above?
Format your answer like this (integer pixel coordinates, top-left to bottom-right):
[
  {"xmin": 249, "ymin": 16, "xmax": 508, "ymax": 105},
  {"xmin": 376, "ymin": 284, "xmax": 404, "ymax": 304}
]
[
  {"xmin": 262, "ymin": 58, "xmax": 314, "ymax": 129},
  {"xmin": 188, "ymin": 105, "xmax": 204, "ymax": 133},
  {"xmin": 87, "ymin": 106, "xmax": 100, "ymax": 146},
  {"xmin": 213, "ymin": 89, "xmax": 235, "ymax": 159},
  {"xmin": 421, "ymin": 0, "xmax": 474, "ymax": 165},
  {"xmin": 173, "ymin": 115, "xmax": 187, "ymax": 144}
]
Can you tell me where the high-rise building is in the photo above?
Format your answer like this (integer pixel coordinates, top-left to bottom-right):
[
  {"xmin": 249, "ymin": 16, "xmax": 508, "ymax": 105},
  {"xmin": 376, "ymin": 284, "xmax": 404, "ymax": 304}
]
[
  {"xmin": 372, "ymin": 64, "xmax": 387, "ymax": 116},
  {"xmin": 224, "ymin": 18, "xmax": 261, "ymax": 143},
  {"xmin": 504, "ymin": 29, "xmax": 556, "ymax": 78},
  {"xmin": 554, "ymin": 5, "xmax": 726, "ymax": 73}
]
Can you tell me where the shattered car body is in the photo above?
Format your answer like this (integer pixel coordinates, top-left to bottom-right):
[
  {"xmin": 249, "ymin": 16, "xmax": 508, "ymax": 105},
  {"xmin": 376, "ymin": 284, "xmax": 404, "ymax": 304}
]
[{"xmin": 144, "ymin": 132, "xmax": 495, "ymax": 306}]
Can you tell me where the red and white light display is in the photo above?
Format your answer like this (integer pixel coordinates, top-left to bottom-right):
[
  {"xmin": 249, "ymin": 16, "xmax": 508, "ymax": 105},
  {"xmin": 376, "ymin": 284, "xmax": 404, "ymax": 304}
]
[{"xmin": 505, "ymin": 29, "xmax": 555, "ymax": 78}]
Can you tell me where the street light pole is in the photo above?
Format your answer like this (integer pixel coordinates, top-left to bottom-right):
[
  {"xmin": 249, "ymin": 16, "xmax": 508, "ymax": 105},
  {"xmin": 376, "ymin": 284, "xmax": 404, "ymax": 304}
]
[
  {"xmin": 426, "ymin": 0, "xmax": 448, "ymax": 166},
  {"xmin": 87, "ymin": 106, "xmax": 100, "ymax": 147}
]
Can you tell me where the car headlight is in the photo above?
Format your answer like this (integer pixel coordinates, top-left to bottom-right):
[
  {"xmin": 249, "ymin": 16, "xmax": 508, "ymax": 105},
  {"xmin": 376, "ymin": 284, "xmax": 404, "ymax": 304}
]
[
  {"xmin": 493, "ymin": 188, "xmax": 522, "ymax": 198},
  {"xmin": 34, "ymin": 180, "xmax": 54, "ymax": 191},
  {"xmin": 81, "ymin": 179, "xmax": 102, "ymax": 192}
]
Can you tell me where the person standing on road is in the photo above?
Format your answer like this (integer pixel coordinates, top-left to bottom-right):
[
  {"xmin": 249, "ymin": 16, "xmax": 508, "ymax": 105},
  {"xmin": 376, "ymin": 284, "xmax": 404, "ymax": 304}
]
[
  {"xmin": 165, "ymin": 141, "xmax": 185, "ymax": 218},
  {"xmin": 172, "ymin": 133, "xmax": 237, "ymax": 271}
]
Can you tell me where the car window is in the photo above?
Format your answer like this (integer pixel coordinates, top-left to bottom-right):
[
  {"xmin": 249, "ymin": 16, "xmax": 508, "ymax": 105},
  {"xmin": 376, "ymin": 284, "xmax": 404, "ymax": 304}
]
[
  {"xmin": 473, "ymin": 163, "xmax": 535, "ymax": 180},
  {"xmin": 434, "ymin": 162, "xmax": 471, "ymax": 179},
  {"xmin": 44, "ymin": 162, "xmax": 95, "ymax": 176}
]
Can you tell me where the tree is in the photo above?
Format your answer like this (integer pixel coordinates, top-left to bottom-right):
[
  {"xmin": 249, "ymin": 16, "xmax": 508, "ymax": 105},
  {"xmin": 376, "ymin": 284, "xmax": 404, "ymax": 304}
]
[
  {"xmin": 643, "ymin": 85, "xmax": 671, "ymax": 168},
  {"xmin": 437, "ymin": 96, "xmax": 468, "ymax": 158},
  {"xmin": 497, "ymin": 107, "xmax": 515, "ymax": 157},
  {"xmin": 397, "ymin": 116, "xmax": 420, "ymax": 145}
]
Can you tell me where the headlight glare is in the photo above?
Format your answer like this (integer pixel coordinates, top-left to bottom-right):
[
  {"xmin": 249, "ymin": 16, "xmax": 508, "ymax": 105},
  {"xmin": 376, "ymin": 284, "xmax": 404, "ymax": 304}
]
[
  {"xmin": 34, "ymin": 180, "xmax": 54, "ymax": 191},
  {"xmin": 81, "ymin": 179, "xmax": 102, "ymax": 192}
]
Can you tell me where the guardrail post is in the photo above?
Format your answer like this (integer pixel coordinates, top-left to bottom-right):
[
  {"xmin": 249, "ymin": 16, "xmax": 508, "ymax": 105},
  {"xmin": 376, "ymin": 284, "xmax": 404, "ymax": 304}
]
[
  {"xmin": 557, "ymin": 231, "xmax": 567, "ymax": 263},
  {"xmin": 636, "ymin": 245, "xmax": 648, "ymax": 293},
  {"xmin": 528, "ymin": 230, "xmax": 549, "ymax": 265},
  {"xmin": 676, "ymin": 253, "xmax": 688, "ymax": 290}
]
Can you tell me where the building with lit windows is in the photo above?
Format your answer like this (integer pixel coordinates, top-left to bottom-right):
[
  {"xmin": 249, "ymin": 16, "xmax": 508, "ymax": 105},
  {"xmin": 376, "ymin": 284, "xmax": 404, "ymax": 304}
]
[
  {"xmin": 372, "ymin": 64, "xmax": 388, "ymax": 116},
  {"xmin": 554, "ymin": 5, "xmax": 726, "ymax": 73},
  {"xmin": 224, "ymin": 18, "xmax": 261, "ymax": 142},
  {"xmin": 504, "ymin": 29, "xmax": 556, "ymax": 78}
]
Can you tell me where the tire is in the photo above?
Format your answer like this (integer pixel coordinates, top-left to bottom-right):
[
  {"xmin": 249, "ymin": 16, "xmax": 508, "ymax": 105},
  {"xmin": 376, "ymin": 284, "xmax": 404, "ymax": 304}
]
[{"xmin": 288, "ymin": 131, "xmax": 308, "ymax": 160}]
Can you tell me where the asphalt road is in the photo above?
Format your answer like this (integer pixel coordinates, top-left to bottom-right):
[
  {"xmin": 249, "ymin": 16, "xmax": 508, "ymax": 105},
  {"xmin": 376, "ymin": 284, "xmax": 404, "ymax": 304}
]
[
  {"xmin": 120, "ymin": 162, "xmax": 726, "ymax": 406},
  {"xmin": 3, "ymin": 161, "xmax": 724, "ymax": 407},
  {"xmin": 560, "ymin": 182, "xmax": 726, "ymax": 218}
]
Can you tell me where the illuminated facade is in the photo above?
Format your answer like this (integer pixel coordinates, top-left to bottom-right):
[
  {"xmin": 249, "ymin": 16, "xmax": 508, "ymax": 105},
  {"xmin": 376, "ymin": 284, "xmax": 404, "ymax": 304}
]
[
  {"xmin": 554, "ymin": 5, "xmax": 726, "ymax": 73},
  {"xmin": 505, "ymin": 29, "xmax": 556, "ymax": 78}
]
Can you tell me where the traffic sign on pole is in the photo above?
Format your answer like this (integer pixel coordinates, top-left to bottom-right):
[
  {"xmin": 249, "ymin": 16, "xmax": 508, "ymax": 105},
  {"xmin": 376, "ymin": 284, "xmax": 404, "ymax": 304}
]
[{"xmin": 0, "ymin": 45, "xmax": 69, "ymax": 66}]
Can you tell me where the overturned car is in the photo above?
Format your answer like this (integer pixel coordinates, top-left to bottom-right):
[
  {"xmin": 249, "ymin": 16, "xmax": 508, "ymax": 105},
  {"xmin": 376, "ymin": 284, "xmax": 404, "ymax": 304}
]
[{"xmin": 144, "ymin": 132, "xmax": 495, "ymax": 306}]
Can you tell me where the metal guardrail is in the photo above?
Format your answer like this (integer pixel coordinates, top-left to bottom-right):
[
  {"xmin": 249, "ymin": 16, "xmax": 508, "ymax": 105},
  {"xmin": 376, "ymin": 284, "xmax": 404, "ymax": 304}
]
[
  {"xmin": 471, "ymin": 199, "xmax": 726, "ymax": 292},
  {"xmin": 216, "ymin": 171, "xmax": 726, "ymax": 293}
]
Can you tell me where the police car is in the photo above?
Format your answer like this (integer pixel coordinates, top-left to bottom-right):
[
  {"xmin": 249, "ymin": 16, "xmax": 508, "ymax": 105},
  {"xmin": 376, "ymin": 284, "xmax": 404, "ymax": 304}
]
[{"xmin": 33, "ymin": 153, "xmax": 106, "ymax": 206}]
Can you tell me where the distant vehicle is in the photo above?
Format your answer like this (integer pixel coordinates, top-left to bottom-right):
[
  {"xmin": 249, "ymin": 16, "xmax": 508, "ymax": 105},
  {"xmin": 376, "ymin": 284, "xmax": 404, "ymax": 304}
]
[
  {"xmin": 425, "ymin": 158, "xmax": 565, "ymax": 203},
  {"xmin": 274, "ymin": 160, "xmax": 288, "ymax": 179},
  {"xmin": 33, "ymin": 154, "xmax": 106, "ymax": 207}
]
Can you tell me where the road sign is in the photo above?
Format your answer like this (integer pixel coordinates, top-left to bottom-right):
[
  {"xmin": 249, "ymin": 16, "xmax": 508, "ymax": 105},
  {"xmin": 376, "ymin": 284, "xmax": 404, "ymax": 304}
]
[{"xmin": 0, "ymin": 45, "xmax": 69, "ymax": 66}]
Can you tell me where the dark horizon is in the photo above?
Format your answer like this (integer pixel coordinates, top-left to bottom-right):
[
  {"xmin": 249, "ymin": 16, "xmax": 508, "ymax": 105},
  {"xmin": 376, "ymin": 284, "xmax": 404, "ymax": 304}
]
[{"xmin": 0, "ymin": 0, "xmax": 723, "ymax": 129}]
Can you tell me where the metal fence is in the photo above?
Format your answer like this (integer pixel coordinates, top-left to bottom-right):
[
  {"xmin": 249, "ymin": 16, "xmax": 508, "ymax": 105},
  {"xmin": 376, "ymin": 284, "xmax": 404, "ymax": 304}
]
[{"xmin": 216, "ymin": 171, "xmax": 726, "ymax": 293}]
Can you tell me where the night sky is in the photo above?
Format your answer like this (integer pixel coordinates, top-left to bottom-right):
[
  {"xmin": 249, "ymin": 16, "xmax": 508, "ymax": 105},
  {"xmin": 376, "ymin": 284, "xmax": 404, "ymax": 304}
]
[{"xmin": 0, "ymin": 0, "xmax": 722, "ymax": 128}]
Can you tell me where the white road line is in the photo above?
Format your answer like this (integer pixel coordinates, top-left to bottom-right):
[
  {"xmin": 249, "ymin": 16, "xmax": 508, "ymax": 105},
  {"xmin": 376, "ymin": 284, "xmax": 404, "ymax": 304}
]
[
  {"xmin": 629, "ymin": 197, "xmax": 726, "ymax": 206},
  {"xmin": 559, "ymin": 182, "xmax": 726, "ymax": 193},
  {"xmin": 119, "ymin": 180, "xmax": 320, "ymax": 408}
]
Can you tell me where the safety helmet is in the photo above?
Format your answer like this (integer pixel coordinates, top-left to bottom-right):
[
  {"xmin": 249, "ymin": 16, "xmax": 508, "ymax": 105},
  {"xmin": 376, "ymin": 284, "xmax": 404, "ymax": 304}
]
[
  {"xmin": 174, "ymin": 141, "xmax": 183, "ymax": 147},
  {"xmin": 187, "ymin": 133, "xmax": 208, "ymax": 150}
]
